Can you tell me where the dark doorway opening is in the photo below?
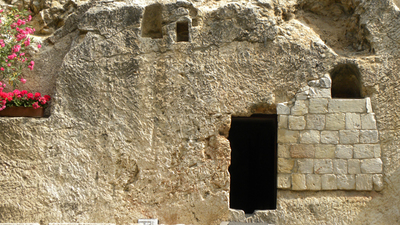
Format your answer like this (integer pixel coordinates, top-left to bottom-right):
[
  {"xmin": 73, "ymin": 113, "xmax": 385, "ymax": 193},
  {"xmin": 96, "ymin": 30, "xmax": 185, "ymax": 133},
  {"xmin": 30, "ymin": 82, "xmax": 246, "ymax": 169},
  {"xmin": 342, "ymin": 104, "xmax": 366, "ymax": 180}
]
[
  {"xmin": 330, "ymin": 64, "xmax": 362, "ymax": 98},
  {"xmin": 228, "ymin": 114, "xmax": 277, "ymax": 214},
  {"xmin": 176, "ymin": 21, "xmax": 189, "ymax": 42}
]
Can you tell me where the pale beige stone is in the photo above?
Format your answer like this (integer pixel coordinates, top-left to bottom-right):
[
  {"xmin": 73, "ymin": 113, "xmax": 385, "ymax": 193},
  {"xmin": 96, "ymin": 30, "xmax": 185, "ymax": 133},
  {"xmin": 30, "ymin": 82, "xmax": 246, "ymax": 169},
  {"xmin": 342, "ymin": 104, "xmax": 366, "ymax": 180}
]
[
  {"xmin": 366, "ymin": 97, "xmax": 373, "ymax": 113},
  {"xmin": 320, "ymin": 131, "xmax": 339, "ymax": 144},
  {"xmin": 300, "ymin": 130, "xmax": 320, "ymax": 144},
  {"xmin": 361, "ymin": 158, "xmax": 383, "ymax": 173},
  {"xmin": 326, "ymin": 113, "xmax": 345, "ymax": 130},
  {"xmin": 290, "ymin": 144, "xmax": 315, "ymax": 158},
  {"xmin": 289, "ymin": 116, "xmax": 306, "ymax": 130},
  {"xmin": 373, "ymin": 144, "xmax": 382, "ymax": 158},
  {"xmin": 278, "ymin": 158, "xmax": 295, "ymax": 173},
  {"xmin": 306, "ymin": 174, "xmax": 321, "ymax": 190},
  {"xmin": 346, "ymin": 113, "xmax": 361, "ymax": 130},
  {"xmin": 339, "ymin": 130, "xmax": 359, "ymax": 144},
  {"xmin": 314, "ymin": 159, "xmax": 333, "ymax": 174},
  {"xmin": 297, "ymin": 159, "xmax": 314, "ymax": 173},
  {"xmin": 348, "ymin": 159, "xmax": 361, "ymax": 174},
  {"xmin": 322, "ymin": 174, "xmax": 337, "ymax": 190},
  {"xmin": 333, "ymin": 159, "xmax": 347, "ymax": 174},
  {"xmin": 315, "ymin": 144, "xmax": 335, "ymax": 158},
  {"xmin": 328, "ymin": 99, "xmax": 366, "ymax": 113},
  {"xmin": 291, "ymin": 100, "xmax": 308, "ymax": 116},
  {"xmin": 356, "ymin": 174, "xmax": 373, "ymax": 191},
  {"xmin": 359, "ymin": 130, "xmax": 379, "ymax": 143},
  {"xmin": 278, "ymin": 129, "xmax": 299, "ymax": 143},
  {"xmin": 278, "ymin": 174, "xmax": 291, "ymax": 189},
  {"xmin": 354, "ymin": 144, "xmax": 375, "ymax": 159},
  {"xmin": 361, "ymin": 113, "xmax": 377, "ymax": 129},
  {"xmin": 292, "ymin": 174, "xmax": 307, "ymax": 190},
  {"xmin": 309, "ymin": 98, "xmax": 328, "ymax": 113},
  {"xmin": 335, "ymin": 145, "xmax": 353, "ymax": 159},
  {"xmin": 278, "ymin": 115, "xmax": 288, "ymax": 129},
  {"xmin": 373, "ymin": 174, "xmax": 384, "ymax": 191},
  {"xmin": 309, "ymin": 87, "xmax": 331, "ymax": 98},
  {"xmin": 337, "ymin": 175, "xmax": 356, "ymax": 190},
  {"xmin": 277, "ymin": 103, "xmax": 291, "ymax": 115},
  {"xmin": 278, "ymin": 144, "xmax": 290, "ymax": 158},
  {"xmin": 306, "ymin": 114, "xmax": 325, "ymax": 130}
]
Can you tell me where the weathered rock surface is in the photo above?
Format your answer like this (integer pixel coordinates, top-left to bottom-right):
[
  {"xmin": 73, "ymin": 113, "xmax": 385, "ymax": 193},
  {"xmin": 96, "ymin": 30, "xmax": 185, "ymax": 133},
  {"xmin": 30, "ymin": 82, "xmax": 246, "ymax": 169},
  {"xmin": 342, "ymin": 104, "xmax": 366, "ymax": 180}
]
[{"xmin": 1, "ymin": 0, "xmax": 400, "ymax": 225}]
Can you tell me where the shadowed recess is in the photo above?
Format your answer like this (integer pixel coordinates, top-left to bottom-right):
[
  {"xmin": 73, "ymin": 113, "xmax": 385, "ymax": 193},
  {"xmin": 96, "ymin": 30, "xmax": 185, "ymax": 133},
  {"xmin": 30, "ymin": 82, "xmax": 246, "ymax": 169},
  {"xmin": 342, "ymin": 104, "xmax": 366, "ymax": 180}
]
[
  {"xmin": 177, "ymin": 21, "xmax": 189, "ymax": 42},
  {"xmin": 330, "ymin": 64, "xmax": 362, "ymax": 98},
  {"xmin": 141, "ymin": 3, "xmax": 163, "ymax": 39},
  {"xmin": 228, "ymin": 114, "xmax": 277, "ymax": 214}
]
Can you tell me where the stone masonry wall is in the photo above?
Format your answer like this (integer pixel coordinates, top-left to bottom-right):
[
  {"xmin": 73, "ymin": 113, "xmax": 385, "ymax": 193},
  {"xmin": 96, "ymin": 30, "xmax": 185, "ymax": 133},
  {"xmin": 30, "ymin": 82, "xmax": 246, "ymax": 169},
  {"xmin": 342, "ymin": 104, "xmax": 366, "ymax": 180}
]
[{"xmin": 277, "ymin": 75, "xmax": 383, "ymax": 191}]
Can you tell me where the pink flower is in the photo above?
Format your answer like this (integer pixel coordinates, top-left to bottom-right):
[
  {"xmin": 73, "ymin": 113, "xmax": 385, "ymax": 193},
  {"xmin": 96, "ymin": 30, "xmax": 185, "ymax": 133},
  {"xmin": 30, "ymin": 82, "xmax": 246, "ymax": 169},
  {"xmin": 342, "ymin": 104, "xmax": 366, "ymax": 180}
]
[
  {"xmin": 28, "ymin": 15, "xmax": 32, "ymax": 21},
  {"xmin": 44, "ymin": 95, "xmax": 51, "ymax": 101},
  {"xmin": 0, "ymin": 9, "xmax": 3, "ymax": 13},
  {"xmin": 34, "ymin": 92, "xmax": 41, "ymax": 99},
  {"xmin": 7, "ymin": 64, "xmax": 11, "ymax": 67},
  {"xmin": 20, "ymin": 78, "xmax": 26, "ymax": 84},
  {"xmin": 8, "ymin": 53, "xmax": 17, "ymax": 60},
  {"xmin": 0, "ymin": 67, "xmax": 4, "ymax": 71},
  {"xmin": 39, "ymin": 97, "xmax": 46, "ymax": 104},
  {"xmin": 27, "ymin": 93, "xmax": 33, "ymax": 99},
  {"xmin": 32, "ymin": 102, "xmax": 39, "ymax": 109},
  {"xmin": 37, "ymin": 44, "xmax": 41, "ymax": 49},
  {"xmin": 20, "ymin": 90, "xmax": 27, "ymax": 95},
  {"xmin": 13, "ymin": 45, "xmax": 21, "ymax": 52},
  {"xmin": 20, "ymin": 52, "xmax": 25, "ymax": 56},
  {"xmin": 30, "ymin": 61, "xmax": 34, "ymax": 66}
]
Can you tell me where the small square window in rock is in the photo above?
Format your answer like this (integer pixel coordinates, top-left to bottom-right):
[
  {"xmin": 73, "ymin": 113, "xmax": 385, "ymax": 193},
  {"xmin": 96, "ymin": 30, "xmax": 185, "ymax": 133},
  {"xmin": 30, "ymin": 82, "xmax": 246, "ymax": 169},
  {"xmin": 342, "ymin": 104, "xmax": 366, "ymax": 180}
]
[
  {"xmin": 141, "ymin": 4, "xmax": 163, "ymax": 39},
  {"xmin": 177, "ymin": 21, "xmax": 189, "ymax": 42}
]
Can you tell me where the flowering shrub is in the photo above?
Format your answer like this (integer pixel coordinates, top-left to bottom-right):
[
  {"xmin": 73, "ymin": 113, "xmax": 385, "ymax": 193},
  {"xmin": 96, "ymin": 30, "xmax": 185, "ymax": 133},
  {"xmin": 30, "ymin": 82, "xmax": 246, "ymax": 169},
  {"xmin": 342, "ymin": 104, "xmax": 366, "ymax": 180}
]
[
  {"xmin": 0, "ymin": 7, "xmax": 41, "ymax": 88},
  {"xmin": 0, "ymin": 81, "xmax": 50, "ymax": 110},
  {"xmin": 0, "ymin": 7, "xmax": 50, "ymax": 113}
]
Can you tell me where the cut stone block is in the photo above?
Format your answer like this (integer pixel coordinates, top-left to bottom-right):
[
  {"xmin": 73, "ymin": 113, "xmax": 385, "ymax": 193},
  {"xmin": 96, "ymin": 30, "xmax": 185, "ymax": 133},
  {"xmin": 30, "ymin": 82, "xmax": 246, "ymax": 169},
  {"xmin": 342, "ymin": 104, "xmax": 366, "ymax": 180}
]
[
  {"xmin": 345, "ymin": 113, "xmax": 361, "ymax": 130},
  {"xmin": 300, "ymin": 130, "xmax": 320, "ymax": 144},
  {"xmin": 335, "ymin": 145, "xmax": 353, "ymax": 159},
  {"xmin": 373, "ymin": 144, "xmax": 382, "ymax": 158},
  {"xmin": 290, "ymin": 144, "xmax": 315, "ymax": 158},
  {"xmin": 309, "ymin": 87, "xmax": 331, "ymax": 98},
  {"xmin": 326, "ymin": 113, "xmax": 345, "ymax": 130},
  {"xmin": 278, "ymin": 129, "xmax": 299, "ymax": 143},
  {"xmin": 291, "ymin": 100, "xmax": 308, "ymax": 116},
  {"xmin": 277, "ymin": 103, "xmax": 290, "ymax": 114},
  {"xmin": 306, "ymin": 114, "xmax": 325, "ymax": 130},
  {"xmin": 328, "ymin": 99, "xmax": 366, "ymax": 113},
  {"xmin": 315, "ymin": 144, "xmax": 335, "ymax": 158},
  {"xmin": 314, "ymin": 159, "xmax": 333, "ymax": 174},
  {"xmin": 337, "ymin": 175, "xmax": 356, "ymax": 190},
  {"xmin": 289, "ymin": 116, "xmax": 306, "ymax": 130},
  {"xmin": 278, "ymin": 173, "xmax": 291, "ymax": 189},
  {"xmin": 361, "ymin": 158, "xmax": 383, "ymax": 173},
  {"xmin": 322, "ymin": 174, "xmax": 337, "ymax": 190},
  {"xmin": 359, "ymin": 130, "xmax": 379, "ymax": 143},
  {"xmin": 309, "ymin": 98, "xmax": 328, "ymax": 113},
  {"xmin": 278, "ymin": 158, "xmax": 295, "ymax": 173},
  {"xmin": 356, "ymin": 174, "xmax": 373, "ymax": 191},
  {"xmin": 373, "ymin": 174, "xmax": 384, "ymax": 191},
  {"xmin": 278, "ymin": 115, "xmax": 288, "ymax": 129},
  {"xmin": 321, "ymin": 131, "xmax": 339, "ymax": 144},
  {"xmin": 366, "ymin": 97, "xmax": 373, "ymax": 113},
  {"xmin": 333, "ymin": 159, "xmax": 347, "ymax": 174},
  {"xmin": 306, "ymin": 174, "xmax": 321, "ymax": 190},
  {"xmin": 278, "ymin": 144, "xmax": 290, "ymax": 158},
  {"xmin": 339, "ymin": 130, "xmax": 359, "ymax": 144},
  {"xmin": 354, "ymin": 144, "xmax": 375, "ymax": 159},
  {"xmin": 348, "ymin": 159, "xmax": 361, "ymax": 174},
  {"xmin": 292, "ymin": 174, "xmax": 307, "ymax": 190},
  {"xmin": 297, "ymin": 159, "xmax": 314, "ymax": 173},
  {"xmin": 361, "ymin": 113, "xmax": 377, "ymax": 129}
]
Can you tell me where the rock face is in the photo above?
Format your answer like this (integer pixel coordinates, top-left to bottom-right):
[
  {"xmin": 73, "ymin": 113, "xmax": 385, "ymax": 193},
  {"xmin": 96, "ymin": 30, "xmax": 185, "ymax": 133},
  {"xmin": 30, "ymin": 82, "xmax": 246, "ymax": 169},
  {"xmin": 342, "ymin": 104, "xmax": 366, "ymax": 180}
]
[{"xmin": 1, "ymin": 0, "xmax": 400, "ymax": 224}]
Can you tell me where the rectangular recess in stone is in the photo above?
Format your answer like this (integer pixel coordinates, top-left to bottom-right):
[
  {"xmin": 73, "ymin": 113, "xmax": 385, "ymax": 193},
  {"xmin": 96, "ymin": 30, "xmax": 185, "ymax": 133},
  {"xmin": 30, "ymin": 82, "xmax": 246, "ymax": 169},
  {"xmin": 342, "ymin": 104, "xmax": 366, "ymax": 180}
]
[
  {"xmin": 177, "ymin": 21, "xmax": 189, "ymax": 42},
  {"xmin": 228, "ymin": 114, "xmax": 277, "ymax": 212},
  {"xmin": 141, "ymin": 4, "xmax": 163, "ymax": 39}
]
